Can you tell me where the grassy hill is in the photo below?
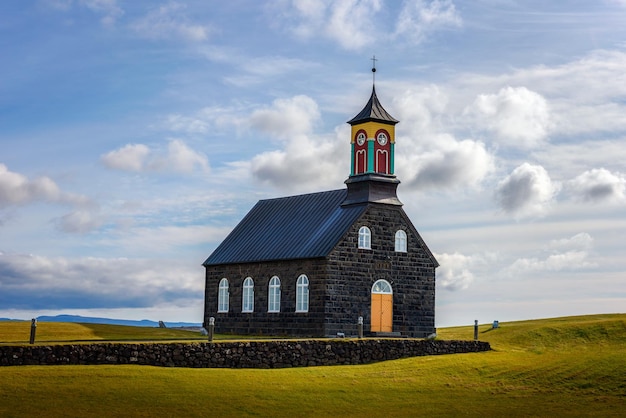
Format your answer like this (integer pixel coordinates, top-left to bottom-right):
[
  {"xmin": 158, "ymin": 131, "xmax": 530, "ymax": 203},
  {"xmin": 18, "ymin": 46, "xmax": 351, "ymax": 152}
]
[
  {"xmin": 0, "ymin": 314, "xmax": 624, "ymax": 417},
  {"xmin": 0, "ymin": 320, "xmax": 205, "ymax": 344}
]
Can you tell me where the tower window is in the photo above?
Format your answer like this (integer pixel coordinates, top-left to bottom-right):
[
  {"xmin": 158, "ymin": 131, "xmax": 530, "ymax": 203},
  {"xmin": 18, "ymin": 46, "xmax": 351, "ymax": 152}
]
[
  {"xmin": 374, "ymin": 129, "xmax": 391, "ymax": 174},
  {"xmin": 268, "ymin": 276, "xmax": 281, "ymax": 313},
  {"xmin": 358, "ymin": 226, "xmax": 371, "ymax": 249},
  {"xmin": 296, "ymin": 274, "xmax": 309, "ymax": 313},
  {"xmin": 218, "ymin": 278, "xmax": 229, "ymax": 312},
  {"xmin": 395, "ymin": 230, "xmax": 407, "ymax": 253},
  {"xmin": 376, "ymin": 149, "xmax": 389, "ymax": 173},
  {"xmin": 354, "ymin": 129, "xmax": 368, "ymax": 175},
  {"xmin": 242, "ymin": 277, "xmax": 254, "ymax": 313}
]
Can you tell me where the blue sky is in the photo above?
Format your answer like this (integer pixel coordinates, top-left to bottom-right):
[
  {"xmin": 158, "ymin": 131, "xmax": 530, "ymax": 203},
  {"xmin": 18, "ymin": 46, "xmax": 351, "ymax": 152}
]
[{"xmin": 1, "ymin": 0, "xmax": 625, "ymax": 326}]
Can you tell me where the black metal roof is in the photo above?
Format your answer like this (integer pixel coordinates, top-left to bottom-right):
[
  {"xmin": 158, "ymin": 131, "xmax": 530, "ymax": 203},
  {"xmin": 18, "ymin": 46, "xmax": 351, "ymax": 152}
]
[
  {"xmin": 203, "ymin": 189, "xmax": 367, "ymax": 266},
  {"xmin": 347, "ymin": 86, "xmax": 399, "ymax": 126}
]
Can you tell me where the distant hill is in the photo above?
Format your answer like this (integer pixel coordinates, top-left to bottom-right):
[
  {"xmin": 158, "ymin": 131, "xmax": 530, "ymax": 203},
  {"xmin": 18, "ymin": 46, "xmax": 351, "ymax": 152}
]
[{"xmin": 30, "ymin": 315, "xmax": 202, "ymax": 328}]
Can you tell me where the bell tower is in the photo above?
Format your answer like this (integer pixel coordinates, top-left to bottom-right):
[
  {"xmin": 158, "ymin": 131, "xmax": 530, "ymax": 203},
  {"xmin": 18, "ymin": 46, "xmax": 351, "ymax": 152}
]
[
  {"xmin": 342, "ymin": 60, "xmax": 402, "ymax": 207},
  {"xmin": 347, "ymin": 85, "xmax": 398, "ymax": 176}
]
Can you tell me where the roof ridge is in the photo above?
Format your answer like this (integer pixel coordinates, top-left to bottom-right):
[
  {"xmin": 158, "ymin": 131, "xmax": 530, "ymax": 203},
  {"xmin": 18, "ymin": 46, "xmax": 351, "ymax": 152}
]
[{"xmin": 258, "ymin": 188, "xmax": 345, "ymax": 202}]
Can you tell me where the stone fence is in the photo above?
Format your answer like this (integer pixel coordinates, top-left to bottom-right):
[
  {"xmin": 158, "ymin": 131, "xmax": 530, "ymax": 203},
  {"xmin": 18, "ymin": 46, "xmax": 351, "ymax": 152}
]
[{"xmin": 0, "ymin": 339, "xmax": 490, "ymax": 368}]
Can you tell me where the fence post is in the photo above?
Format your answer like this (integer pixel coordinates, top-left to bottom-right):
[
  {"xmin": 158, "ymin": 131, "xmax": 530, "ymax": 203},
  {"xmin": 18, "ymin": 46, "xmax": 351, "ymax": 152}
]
[
  {"xmin": 29, "ymin": 318, "xmax": 37, "ymax": 344},
  {"xmin": 208, "ymin": 317, "xmax": 215, "ymax": 342},
  {"xmin": 474, "ymin": 319, "xmax": 478, "ymax": 341}
]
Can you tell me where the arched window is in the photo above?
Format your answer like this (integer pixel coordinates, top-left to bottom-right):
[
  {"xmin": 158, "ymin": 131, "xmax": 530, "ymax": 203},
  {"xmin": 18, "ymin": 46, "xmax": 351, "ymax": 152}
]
[
  {"xmin": 354, "ymin": 129, "xmax": 368, "ymax": 174},
  {"xmin": 356, "ymin": 149, "xmax": 367, "ymax": 174},
  {"xmin": 268, "ymin": 276, "xmax": 281, "ymax": 313},
  {"xmin": 218, "ymin": 278, "xmax": 229, "ymax": 312},
  {"xmin": 395, "ymin": 230, "xmax": 407, "ymax": 253},
  {"xmin": 374, "ymin": 129, "xmax": 391, "ymax": 174},
  {"xmin": 242, "ymin": 277, "xmax": 254, "ymax": 313},
  {"xmin": 372, "ymin": 279, "xmax": 393, "ymax": 294},
  {"xmin": 296, "ymin": 274, "xmax": 309, "ymax": 313},
  {"xmin": 376, "ymin": 149, "xmax": 389, "ymax": 173},
  {"xmin": 358, "ymin": 226, "xmax": 371, "ymax": 249}
]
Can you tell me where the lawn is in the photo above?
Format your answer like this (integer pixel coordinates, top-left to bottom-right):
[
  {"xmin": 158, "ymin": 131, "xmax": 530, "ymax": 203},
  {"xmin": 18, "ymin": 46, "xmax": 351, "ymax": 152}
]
[
  {"xmin": 0, "ymin": 321, "xmax": 205, "ymax": 344},
  {"xmin": 1, "ymin": 314, "xmax": 624, "ymax": 417}
]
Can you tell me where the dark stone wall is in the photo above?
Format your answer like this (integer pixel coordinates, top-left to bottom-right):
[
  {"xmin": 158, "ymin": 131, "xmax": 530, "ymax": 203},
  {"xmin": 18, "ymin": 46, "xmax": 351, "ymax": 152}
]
[
  {"xmin": 204, "ymin": 203, "xmax": 437, "ymax": 338},
  {"xmin": 0, "ymin": 339, "xmax": 490, "ymax": 368},
  {"xmin": 326, "ymin": 204, "xmax": 436, "ymax": 338},
  {"xmin": 204, "ymin": 259, "xmax": 328, "ymax": 337}
]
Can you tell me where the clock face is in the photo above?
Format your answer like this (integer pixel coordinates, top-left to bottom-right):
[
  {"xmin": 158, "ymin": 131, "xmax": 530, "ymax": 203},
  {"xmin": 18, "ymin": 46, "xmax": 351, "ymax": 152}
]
[
  {"xmin": 377, "ymin": 132, "xmax": 388, "ymax": 146},
  {"xmin": 357, "ymin": 133, "xmax": 366, "ymax": 146}
]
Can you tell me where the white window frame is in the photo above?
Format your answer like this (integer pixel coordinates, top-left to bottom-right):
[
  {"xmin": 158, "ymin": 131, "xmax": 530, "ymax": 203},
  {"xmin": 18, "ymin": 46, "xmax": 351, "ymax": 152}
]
[
  {"xmin": 372, "ymin": 279, "xmax": 393, "ymax": 294},
  {"xmin": 296, "ymin": 274, "xmax": 309, "ymax": 313},
  {"xmin": 268, "ymin": 276, "xmax": 281, "ymax": 313},
  {"xmin": 375, "ymin": 149, "xmax": 389, "ymax": 173},
  {"xmin": 218, "ymin": 278, "xmax": 229, "ymax": 313},
  {"xmin": 242, "ymin": 277, "xmax": 254, "ymax": 313},
  {"xmin": 395, "ymin": 230, "xmax": 407, "ymax": 253},
  {"xmin": 358, "ymin": 226, "xmax": 371, "ymax": 249}
]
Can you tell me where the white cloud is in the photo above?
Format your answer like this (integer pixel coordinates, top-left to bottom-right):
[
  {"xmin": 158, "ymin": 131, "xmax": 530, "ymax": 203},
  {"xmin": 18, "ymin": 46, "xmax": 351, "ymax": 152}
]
[
  {"xmin": 0, "ymin": 164, "xmax": 89, "ymax": 209},
  {"xmin": 395, "ymin": 0, "xmax": 462, "ymax": 43},
  {"xmin": 105, "ymin": 224, "xmax": 232, "ymax": 254},
  {"xmin": 383, "ymin": 87, "xmax": 494, "ymax": 191},
  {"xmin": 101, "ymin": 143, "xmax": 150, "ymax": 172},
  {"xmin": 45, "ymin": 0, "xmax": 124, "ymax": 25},
  {"xmin": 435, "ymin": 252, "xmax": 475, "ymax": 291},
  {"xmin": 271, "ymin": 0, "xmax": 459, "ymax": 50},
  {"xmin": 101, "ymin": 140, "xmax": 208, "ymax": 174},
  {"xmin": 249, "ymin": 95, "xmax": 320, "ymax": 140},
  {"xmin": 272, "ymin": 0, "xmax": 381, "ymax": 50},
  {"xmin": 325, "ymin": 0, "xmax": 382, "ymax": 50},
  {"xmin": 166, "ymin": 105, "xmax": 247, "ymax": 135},
  {"xmin": 80, "ymin": 0, "xmax": 123, "ymax": 26},
  {"xmin": 566, "ymin": 168, "xmax": 626, "ymax": 203},
  {"xmin": 456, "ymin": 50, "xmax": 626, "ymax": 141},
  {"xmin": 468, "ymin": 86, "xmax": 551, "ymax": 149},
  {"xmin": 401, "ymin": 135, "xmax": 493, "ymax": 190},
  {"xmin": 495, "ymin": 163, "xmax": 559, "ymax": 218},
  {"xmin": 249, "ymin": 134, "xmax": 346, "ymax": 192},
  {"xmin": 150, "ymin": 139, "xmax": 209, "ymax": 174},
  {"xmin": 0, "ymin": 252, "xmax": 202, "ymax": 310},
  {"xmin": 240, "ymin": 95, "xmax": 348, "ymax": 191},
  {"xmin": 55, "ymin": 210, "xmax": 104, "ymax": 234},
  {"xmin": 166, "ymin": 114, "xmax": 210, "ymax": 134},
  {"xmin": 548, "ymin": 232, "xmax": 594, "ymax": 252},
  {"xmin": 131, "ymin": 2, "xmax": 210, "ymax": 42},
  {"xmin": 501, "ymin": 233, "xmax": 596, "ymax": 278},
  {"xmin": 392, "ymin": 85, "xmax": 449, "ymax": 133},
  {"xmin": 505, "ymin": 251, "xmax": 594, "ymax": 276}
]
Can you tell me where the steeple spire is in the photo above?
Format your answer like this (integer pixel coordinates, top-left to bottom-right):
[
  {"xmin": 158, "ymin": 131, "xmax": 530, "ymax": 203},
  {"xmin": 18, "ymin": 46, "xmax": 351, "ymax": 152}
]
[
  {"xmin": 371, "ymin": 55, "xmax": 377, "ymax": 85},
  {"xmin": 342, "ymin": 63, "xmax": 402, "ymax": 207},
  {"xmin": 347, "ymin": 86, "xmax": 399, "ymax": 126}
]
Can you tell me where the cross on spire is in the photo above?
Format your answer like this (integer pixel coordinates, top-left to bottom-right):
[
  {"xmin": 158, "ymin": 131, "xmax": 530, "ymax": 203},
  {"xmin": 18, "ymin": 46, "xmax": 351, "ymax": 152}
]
[{"xmin": 371, "ymin": 55, "xmax": 377, "ymax": 85}]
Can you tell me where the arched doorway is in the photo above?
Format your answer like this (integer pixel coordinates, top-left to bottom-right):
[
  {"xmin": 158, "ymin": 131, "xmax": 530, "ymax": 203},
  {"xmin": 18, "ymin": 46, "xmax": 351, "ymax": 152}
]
[{"xmin": 371, "ymin": 279, "xmax": 393, "ymax": 333}]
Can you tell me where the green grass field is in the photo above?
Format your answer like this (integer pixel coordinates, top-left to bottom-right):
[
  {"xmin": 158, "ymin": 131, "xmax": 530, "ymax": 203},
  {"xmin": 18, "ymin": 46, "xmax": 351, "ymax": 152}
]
[
  {"xmin": 0, "ymin": 321, "xmax": 205, "ymax": 344},
  {"xmin": 1, "ymin": 314, "xmax": 625, "ymax": 417}
]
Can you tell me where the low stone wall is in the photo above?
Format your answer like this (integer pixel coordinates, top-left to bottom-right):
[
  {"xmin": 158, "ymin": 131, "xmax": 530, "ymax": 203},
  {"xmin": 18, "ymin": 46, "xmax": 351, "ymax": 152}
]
[{"xmin": 0, "ymin": 339, "xmax": 490, "ymax": 368}]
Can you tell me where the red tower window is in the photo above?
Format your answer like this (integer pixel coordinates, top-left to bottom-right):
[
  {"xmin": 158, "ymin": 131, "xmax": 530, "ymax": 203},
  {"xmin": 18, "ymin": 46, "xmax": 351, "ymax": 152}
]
[
  {"xmin": 374, "ymin": 129, "xmax": 391, "ymax": 174},
  {"xmin": 354, "ymin": 130, "xmax": 368, "ymax": 174}
]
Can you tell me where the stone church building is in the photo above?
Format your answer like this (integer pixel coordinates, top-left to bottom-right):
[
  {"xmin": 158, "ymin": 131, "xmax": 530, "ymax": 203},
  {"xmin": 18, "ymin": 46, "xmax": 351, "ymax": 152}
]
[{"xmin": 203, "ymin": 83, "xmax": 438, "ymax": 338}]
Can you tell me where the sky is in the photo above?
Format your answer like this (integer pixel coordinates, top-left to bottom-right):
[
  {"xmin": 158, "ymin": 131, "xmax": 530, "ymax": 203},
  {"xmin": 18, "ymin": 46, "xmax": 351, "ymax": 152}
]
[{"xmin": 1, "ymin": 0, "xmax": 625, "ymax": 327}]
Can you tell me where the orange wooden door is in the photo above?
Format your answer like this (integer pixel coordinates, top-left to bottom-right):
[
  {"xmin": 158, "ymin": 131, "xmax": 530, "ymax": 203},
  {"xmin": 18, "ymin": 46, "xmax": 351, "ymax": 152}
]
[{"xmin": 371, "ymin": 293, "xmax": 393, "ymax": 332}]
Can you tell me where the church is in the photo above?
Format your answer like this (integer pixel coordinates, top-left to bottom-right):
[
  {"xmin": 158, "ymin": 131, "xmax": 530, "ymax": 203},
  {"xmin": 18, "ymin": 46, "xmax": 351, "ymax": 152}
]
[{"xmin": 203, "ymin": 77, "xmax": 438, "ymax": 338}]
